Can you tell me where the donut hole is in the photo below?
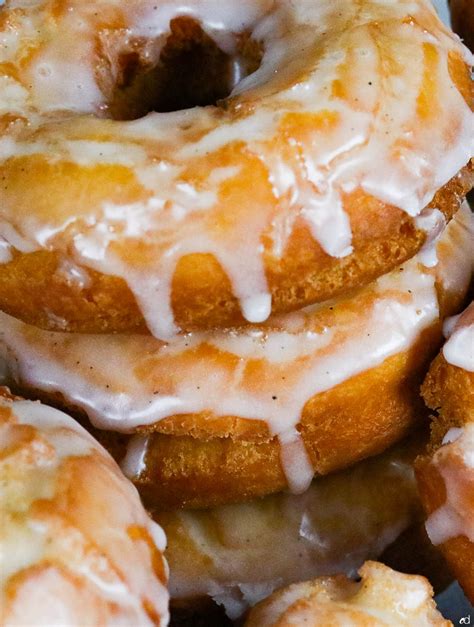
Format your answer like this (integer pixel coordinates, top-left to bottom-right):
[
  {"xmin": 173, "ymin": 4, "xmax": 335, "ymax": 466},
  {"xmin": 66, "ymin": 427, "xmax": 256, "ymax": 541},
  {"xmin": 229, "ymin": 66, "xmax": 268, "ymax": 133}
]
[{"xmin": 106, "ymin": 17, "xmax": 263, "ymax": 121}]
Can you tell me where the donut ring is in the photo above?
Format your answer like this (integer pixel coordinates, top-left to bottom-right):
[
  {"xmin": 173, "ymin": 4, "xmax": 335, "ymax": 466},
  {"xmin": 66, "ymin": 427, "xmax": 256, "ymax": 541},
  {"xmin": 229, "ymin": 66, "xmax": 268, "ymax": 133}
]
[
  {"xmin": 450, "ymin": 0, "xmax": 474, "ymax": 51},
  {"xmin": 244, "ymin": 561, "xmax": 449, "ymax": 627},
  {"xmin": 0, "ymin": 388, "xmax": 169, "ymax": 626},
  {"xmin": 0, "ymin": 0, "xmax": 472, "ymax": 338},
  {"xmin": 416, "ymin": 301, "xmax": 474, "ymax": 604},
  {"xmin": 2, "ymin": 206, "xmax": 472, "ymax": 508},
  {"xmin": 155, "ymin": 437, "xmax": 422, "ymax": 619}
]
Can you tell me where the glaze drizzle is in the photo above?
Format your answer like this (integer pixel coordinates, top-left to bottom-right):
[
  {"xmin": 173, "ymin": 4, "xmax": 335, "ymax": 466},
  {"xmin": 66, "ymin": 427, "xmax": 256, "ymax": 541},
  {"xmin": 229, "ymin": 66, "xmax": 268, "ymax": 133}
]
[{"xmin": 443, "ymin": 301, "xmax": 474, "ymax": 372}]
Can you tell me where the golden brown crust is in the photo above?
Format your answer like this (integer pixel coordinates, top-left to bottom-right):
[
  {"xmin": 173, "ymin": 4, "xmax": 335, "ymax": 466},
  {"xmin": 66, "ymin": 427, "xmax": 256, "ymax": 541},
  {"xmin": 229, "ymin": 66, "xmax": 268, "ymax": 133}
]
[
  {"xmin": 421, "ymin": 353, "xmax": 474, "ymax": 432},
  {"xmin": 450, "ymin": 0, "xmax": 474, "ymax": 51},
  {"xmin": 0, "ymin": 163, "xmax": 471, "ymax": 335}
]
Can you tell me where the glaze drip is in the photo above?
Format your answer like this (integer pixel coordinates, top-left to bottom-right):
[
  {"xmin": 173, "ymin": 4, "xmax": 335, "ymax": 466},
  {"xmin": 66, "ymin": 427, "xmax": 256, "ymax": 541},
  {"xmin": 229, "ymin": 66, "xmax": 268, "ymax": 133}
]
[{"xmin": 443, "ymin": 301, "xmax": 474, "ymax": 372}]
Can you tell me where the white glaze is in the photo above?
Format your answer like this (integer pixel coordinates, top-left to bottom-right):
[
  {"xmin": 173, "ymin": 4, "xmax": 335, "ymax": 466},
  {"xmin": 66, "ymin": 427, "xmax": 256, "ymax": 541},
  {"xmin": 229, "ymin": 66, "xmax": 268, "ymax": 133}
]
[
  {"xmin": 414, "ymin": 208, "xmax": 446, "ymax": 268},
  {"xmin": 442, "ymin": 427, "xmax": 464, "ymax": 445},
  {"xmin": 442, "ymin": 301, "xmax": 474, "ymax": 372},
  {"xmin": 278, "ymin": 428, "xmax": 315, "ymax": 494},
  {"xmin": 431, "ymin": 202, "xmax": 474, "ymax": 298},
  {"xmin": 425, "ymin": 424, "xmax": 474, "ymax": 546},
  {"xmin": 0, "ymin": 0, "xmax": 472, "ymax": 338},
  {"xmin": 0, "ymin": 237, "xmax": 12, "ymax": 263},
  {"xmin": 0, "ymin": 395, "xmax": 169, "ymax": 626},
  {"xmin": 1, "ymin": 208, "xmax": 472, "ymax": 492},
  {"xmin": 121, "ymin": 434, "xmax": 150, "ymax": 480},
  {"xmin": 443, "ymin": 313, "xmax": 462, "ymax": 338}
]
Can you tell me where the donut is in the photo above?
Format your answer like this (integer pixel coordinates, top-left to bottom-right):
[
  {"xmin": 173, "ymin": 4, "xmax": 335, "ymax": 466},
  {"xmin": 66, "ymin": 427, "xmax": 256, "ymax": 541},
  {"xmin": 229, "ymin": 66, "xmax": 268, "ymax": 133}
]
[
  {"xmin": 0, "ymin": 388, "xmax": 169, "ymax": 626},
  {"xmin": 169, "ymin": 520, "xmax": 453, "ymax": 626},
  {"xmin": 450, "ymin": 0, "xmax": 474, "ymax": 51},
  {"xmin": 1, "ymin": 203, "xmax": 472, "ymax": 508},
  {"xmin": 244, "ymin": 561, "xmax": 449, "ymax": 627},
  {"xmin": 416, "ymin": 300, "xmax": 474, "ymax": 603},
  {"xmin": 0, "ymin": 0, "xmax": 472, "ymax": 338},
  {"xmin": 156, "ymin": 437, "xmax": 422, "ymax": 619}
]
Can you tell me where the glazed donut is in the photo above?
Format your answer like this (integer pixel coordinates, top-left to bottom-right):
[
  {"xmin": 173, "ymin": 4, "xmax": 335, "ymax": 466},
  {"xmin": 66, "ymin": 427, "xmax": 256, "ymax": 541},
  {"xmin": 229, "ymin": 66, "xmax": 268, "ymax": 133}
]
[
  {"xmin": 0, "ymin": 388, "xmax": 169, "ymax": 626},
  {"xmin": 156, "ymin": 438, "xmax": 422, "ymax": 619},
  {"xmin": 244, "ymin": 561, "xmax": 449, "ymax": 627},
  {"xmin": 0, "ymin": 0, "xmax": 472, "ymax": 338},
  {"xmin": 1, "ymin": 205, "xmax": 473, "ymax": 508},
  {"xmin": 416, "ymin": 301, "xmax": 474, "ymax": 603},
  {"xmin": 450, "ymin": 0, "xmax": 474, "ymax": 51}
]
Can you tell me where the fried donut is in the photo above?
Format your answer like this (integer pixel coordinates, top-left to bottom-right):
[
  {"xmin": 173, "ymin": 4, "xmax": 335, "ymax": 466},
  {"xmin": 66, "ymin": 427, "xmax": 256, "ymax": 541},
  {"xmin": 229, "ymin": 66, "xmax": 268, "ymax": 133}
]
[
  {"xmin": 155, "ymin": 438, "xmax": 422, "ymax": 619},
  {"xmin": 416, "ymin": 301, "xmax": 474, "ymax": 603},
  {"xmin": 0, "ymin": 388, "xmax": 169, "ymax": 626},
  {"xmin": 450, "ymin": 0, "xmax": 474, "ymax": 51},
  {"xmin": 1, "ymin": 205, "xmax": 473, "ymax": 508},
  {"xmin": 0, "ymin": 1, "xmax": 472, "ymax": 338},
  {"xmin": 244, "ymin": 561, "xmax": 449, "ymax": 627}
]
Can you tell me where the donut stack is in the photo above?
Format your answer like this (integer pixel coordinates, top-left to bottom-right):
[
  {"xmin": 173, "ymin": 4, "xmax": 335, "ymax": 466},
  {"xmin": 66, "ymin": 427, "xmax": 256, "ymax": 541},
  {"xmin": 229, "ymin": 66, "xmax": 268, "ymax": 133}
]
[{"xmin": 0, "ymin": 0, "xmax": 473, "ymax": 624}]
